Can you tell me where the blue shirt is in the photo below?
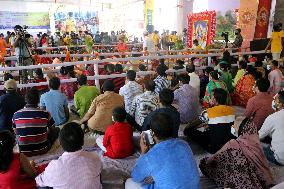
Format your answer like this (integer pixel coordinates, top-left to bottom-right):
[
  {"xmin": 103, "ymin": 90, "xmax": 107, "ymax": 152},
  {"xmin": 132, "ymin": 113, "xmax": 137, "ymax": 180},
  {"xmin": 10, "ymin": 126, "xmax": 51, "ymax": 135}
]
[
  {"xmin": 40, "ymin": 90, "xmax": 68, "ymax": 126},
  {"xmin": 132, "ymin": 139, "xmax": 200, "ymax": 189}
]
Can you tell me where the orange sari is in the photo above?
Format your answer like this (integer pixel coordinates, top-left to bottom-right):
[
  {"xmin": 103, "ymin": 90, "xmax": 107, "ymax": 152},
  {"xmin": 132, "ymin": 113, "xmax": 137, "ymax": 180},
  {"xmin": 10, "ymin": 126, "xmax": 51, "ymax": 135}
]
[{"xmin": 232, "ymin": 74, "xmax": 256, "ymax": 107}]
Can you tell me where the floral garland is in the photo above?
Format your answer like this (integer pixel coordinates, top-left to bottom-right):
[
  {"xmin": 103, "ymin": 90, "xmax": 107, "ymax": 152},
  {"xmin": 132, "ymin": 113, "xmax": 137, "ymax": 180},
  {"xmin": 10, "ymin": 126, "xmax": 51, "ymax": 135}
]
[{"xmin": 187, "ymin": 10, "xmax": 217, "ymax": 48}]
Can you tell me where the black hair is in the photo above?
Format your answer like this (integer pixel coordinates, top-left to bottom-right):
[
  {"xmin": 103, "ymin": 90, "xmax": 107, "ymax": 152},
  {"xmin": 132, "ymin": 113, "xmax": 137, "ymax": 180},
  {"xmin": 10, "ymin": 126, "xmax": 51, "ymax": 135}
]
[
  {"xmin": 25, "ymin": 87, "xmax": 39, "ymax": 105},
  {"xmin": 115, "ymin": 64, "xmax": 123, "ymax": 73},
  {"xmin": 60, "ymin": 66, "xmax": 68, "ymax": 75},
  {"xmin": 254, "ymin": 60, "xmax": 263, "ymax": 67},
  {"xmin": 160, "ymin": 59, "xmax": 165, "ymax": 65},
  {"xmin": 266, "ymin": 54, "xmax": 273, "ymax": 60},
  {"xmin": 103, "ymin": 80, "xmax": 115, "ymax": 92},
  {"xmin": 150, "ymin": 113, "xmax": 173, "ymax": 140},
  {"xmin": 35, "ymin": 68, "xmax": 44, "ymax": 79},
  {"xmin": 219, "ymin": 63, "xmax": 228, "ymax": 71},
  {"xmin": 59, "ymin": 122, "xmax": 84, "ymax": 152},
  {"xmin": 126, "ymin": 70, "xmax": 136, "ymax": 81},
  {"xmin": 106, "ymin": 64, "xmax": 115, "ymax": 73},
  {"xmin": 176, "ymin": 59, "xmax": 184, "ymax": 66},
  {"xmin": 210, "ymin": 70, "xmax": 220, "ymax": 80},
  {"xmin": 49, "ymin": 77, "xmax": 61, "ymax": 90},
  {"xmin": 3, "ymin": 73, "xmax": 13, "ymax": 82},
  {"xmin": 112, "ymin": 107, "xmax": 127, "ymax": 122},
  {"xmin": 205, "ymin": 67, "xmax": 214, "ymax": 75},
  {"xmin": 144, "ymin": 80, "xmax": 156, "ymax": 92},
  {"xmin": 156, "ymin": 65, "xmax": 167, "ymax": 77},
  {"xmin": 273, "ymin": 24, "xmax": 281, "ymax": 32},
  {"xmin": 138, "ymin": 64, "xmax": 147, "ymax": 71},
  {"xmin": 272, "ymin": 60, "xmax": 278, "ymax": 67},
  {"xmin": 278, "ymin": 91, "xmax": 284, "ymax": 104},
  {"xmin": 178, "ymin": 74, "xmax": 190, "ymax": 84},
  {"xmin": 159, "ymin": 88, "xmax": 174, "ymax": 106},
  {"xmin": 256, "ymin": 78, "xmax": 270, "ymax": 92},
  {"xmin": 246, "ymin": 66, "xmax": 256, "ymax": 76},
  {"xmin": 0, "ymin": 131, "xmax": 15, "ymax": 173},
  {"xmin": 77, "ymin": 74, "xmax": 87, "ymax": 86},
  {"xmin": 213, "ymin": 88, "xmax": 228, "ymax": 105},
  {"xmin": 239, "ymin": 60, "xmax": 247, "ymax": 69},
  {"xmin": 186, "ymin": 64, "xmax": 195, "ymax": 73}
]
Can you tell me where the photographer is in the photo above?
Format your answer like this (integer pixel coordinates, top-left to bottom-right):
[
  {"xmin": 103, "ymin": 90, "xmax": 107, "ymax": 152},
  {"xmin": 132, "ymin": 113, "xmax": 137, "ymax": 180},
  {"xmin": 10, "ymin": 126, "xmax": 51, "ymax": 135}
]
[
  {"xmin": 12, "ymin": 25, "xmax": 33, "ymax": 83},
  {"xmin": 232, "ymin": 28, "xmax": 243, "ymax": 48}
]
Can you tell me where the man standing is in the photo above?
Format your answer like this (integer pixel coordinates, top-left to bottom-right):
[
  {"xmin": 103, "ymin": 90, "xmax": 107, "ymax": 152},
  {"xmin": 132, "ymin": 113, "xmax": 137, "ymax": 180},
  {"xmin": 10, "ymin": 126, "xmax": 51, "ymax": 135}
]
[
  {"xmin": 265, "ymin": 24, "xmax": 284, "ymax": 60},
  {"xmin": 143, "ymin": 31, "xmax": 155, "ymax": 52},
  {"xmin": 232, "ymin": 28, "xmax": 243, "ymax": 48},
  {"xmin": 0, "ymin": 79, "xmax": 25, "ymax": 131}
]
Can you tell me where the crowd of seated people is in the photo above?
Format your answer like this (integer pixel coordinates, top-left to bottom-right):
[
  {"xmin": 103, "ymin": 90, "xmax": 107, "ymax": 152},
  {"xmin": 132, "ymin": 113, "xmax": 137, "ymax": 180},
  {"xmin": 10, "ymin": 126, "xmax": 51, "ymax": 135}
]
[{"xmin": 1, "ymin": 46, "xmax": 284, "ymax": 189}]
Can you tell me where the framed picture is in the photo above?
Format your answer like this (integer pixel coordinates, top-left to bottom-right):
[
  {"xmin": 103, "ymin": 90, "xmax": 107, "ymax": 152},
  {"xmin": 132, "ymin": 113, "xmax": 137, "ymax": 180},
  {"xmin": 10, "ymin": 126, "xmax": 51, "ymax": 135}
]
[{"xmin": 188, "ymin": 11, "xmax": 217, "ymax": 48}]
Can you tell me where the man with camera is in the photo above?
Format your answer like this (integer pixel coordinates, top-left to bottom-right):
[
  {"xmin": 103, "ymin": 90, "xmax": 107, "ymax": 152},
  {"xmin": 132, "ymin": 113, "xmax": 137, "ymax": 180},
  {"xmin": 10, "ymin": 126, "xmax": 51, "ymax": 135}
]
[
  {"xmin": 12, "ymin": 25, "xmax": 33, "ymax": 83},
  {"xmin": 232, "ymin": 28, "xmax": 243, "ymax": 48}
]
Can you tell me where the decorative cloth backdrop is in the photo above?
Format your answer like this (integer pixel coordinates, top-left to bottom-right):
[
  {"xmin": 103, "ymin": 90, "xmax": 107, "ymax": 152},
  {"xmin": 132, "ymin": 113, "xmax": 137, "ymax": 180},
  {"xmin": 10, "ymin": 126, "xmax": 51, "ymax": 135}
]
[
  {"xmin": 187, "ymin": 11, "xmax": 216, "ymax": 48},
  {"xmin": 254, "ymin": 0, "xmax": 272, "ymax": 39}
]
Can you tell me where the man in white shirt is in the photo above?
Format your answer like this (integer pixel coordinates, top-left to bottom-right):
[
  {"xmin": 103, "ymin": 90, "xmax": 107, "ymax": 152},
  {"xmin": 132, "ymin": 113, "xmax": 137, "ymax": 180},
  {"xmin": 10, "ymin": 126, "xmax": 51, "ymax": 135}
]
[
  {"xmin": 259, "ymin": 91, "xmax": 284, "ymax": 165},
  {"xmin": 119, "ymin": 70, "xmax": 143, "ymax": 114},
  {"xmin": 186, "ymin": 64, "xmax": 200, "ymax": 97},
  {"xmin": 143, "ymin": 31, "xmax": 155, "ymax": 52}
]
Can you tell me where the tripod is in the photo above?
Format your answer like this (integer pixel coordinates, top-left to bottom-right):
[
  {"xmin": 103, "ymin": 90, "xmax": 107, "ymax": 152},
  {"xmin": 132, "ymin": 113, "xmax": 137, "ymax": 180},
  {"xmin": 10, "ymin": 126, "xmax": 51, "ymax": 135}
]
[{"xmin": 17, "ymin": 38, "xmax": 33, "ymax": 84}]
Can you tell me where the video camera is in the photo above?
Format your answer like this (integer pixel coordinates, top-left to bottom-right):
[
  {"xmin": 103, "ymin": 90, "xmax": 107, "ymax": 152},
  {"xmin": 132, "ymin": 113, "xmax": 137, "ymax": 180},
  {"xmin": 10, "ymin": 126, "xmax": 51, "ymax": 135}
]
[
  {"xmin": 14, "ymin": 25, "xmax": 30, "ymax": 39},
  {"xmin": 221, "ymin": 32, "xmax": 229, "ymax": 43}
]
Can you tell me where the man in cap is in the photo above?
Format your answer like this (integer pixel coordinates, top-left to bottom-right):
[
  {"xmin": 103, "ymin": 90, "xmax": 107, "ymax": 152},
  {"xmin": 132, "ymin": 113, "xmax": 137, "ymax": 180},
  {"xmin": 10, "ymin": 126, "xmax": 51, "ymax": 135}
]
[{"xmin": 0, "ymin": 79, "xmax": 25, "ymax": 131}]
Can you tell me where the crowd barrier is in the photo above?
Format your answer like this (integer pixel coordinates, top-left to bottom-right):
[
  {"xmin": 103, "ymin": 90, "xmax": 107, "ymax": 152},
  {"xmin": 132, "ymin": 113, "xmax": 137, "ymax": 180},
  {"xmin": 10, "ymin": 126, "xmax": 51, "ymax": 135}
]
[{"xmin": 0, "ymin": 50, "xmax": 263, "ymax": 89}]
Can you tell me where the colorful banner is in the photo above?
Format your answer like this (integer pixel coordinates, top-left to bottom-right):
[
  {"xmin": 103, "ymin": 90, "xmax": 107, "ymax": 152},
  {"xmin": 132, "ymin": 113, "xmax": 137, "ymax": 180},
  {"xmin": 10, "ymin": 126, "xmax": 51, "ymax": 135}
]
[
  {"xmin": 187, "ymin": 11, "xmax": 217, "ymax": 48},
  {"xmin": 239, "ymin": 0, "xmax": 258, "ymax": 47},
  {"xmin": 0, "ymin": 12, "xmax": 50, "ymax": 29},
  {"xmin": 254, "ymin": 0, "xmax": 272, "ymax": 39},
  {"xmin": 145, "ymin": 0, "xmax": 154, "ymax": 32},
  {"xmin": 54, "ymin": 11, "xmax": 99, "ymax": 34}
]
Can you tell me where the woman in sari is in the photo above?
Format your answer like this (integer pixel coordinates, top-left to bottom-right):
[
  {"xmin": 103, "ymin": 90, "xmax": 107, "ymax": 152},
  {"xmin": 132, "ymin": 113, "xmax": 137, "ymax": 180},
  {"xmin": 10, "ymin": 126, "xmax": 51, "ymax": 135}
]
[
  {"xmin": 232, "ymin": 66, "xmax": 256, "ymax": 106},
  {"xmin": 203, "ymin": 70, "xmax": 230, "ymax": 107},
  {"xmin": 199, "ymin": 118, "xmax": 275, "ymax": 189},
  {"xmin": 58, "ymin": 66, "xmax": 78, "ymax": 100},
  {"xmin": 219, "ymin": 62, "xmax": 234, "ymax": 93}
]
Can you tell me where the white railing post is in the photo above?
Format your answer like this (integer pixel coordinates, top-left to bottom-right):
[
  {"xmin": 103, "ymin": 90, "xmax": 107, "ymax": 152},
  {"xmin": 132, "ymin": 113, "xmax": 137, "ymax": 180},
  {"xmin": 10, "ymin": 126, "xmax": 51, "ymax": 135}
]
[{"xmin": 94, "ymin": 62, "xmax": 100, "ymax": 89}]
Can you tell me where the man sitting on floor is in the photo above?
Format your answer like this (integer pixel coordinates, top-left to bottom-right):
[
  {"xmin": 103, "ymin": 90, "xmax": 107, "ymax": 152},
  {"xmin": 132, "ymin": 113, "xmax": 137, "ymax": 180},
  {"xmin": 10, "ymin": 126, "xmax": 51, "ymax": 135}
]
[
  {"xmin": 244, "ymin": 78, "xmax": 274, "ymax": 130},
  {"xmin": 40, "ymin": 77, "xmax": 69, "ymax": 126},
  {"xmin": 119, "ymin": 70, "xmax": 143, "ymax": 114},
  {"xmin": 126, "ymin": 113, "xmax": 200, "ymax": 189},
  {"xmin": 259, "ymin": 91, "xmax": 284, "ymax": 165},
  {"xmin": 80, "ymin": 80, "xmax": 124, "ymax": 134},
  {"xmin": 73, "ymin": 74, "xmax": 100, "ymax": 118},
  {"xmin": 13, "ymin": 88, "xmax": 59, "ymax": 157},
  {"xmin": 184, "ymin": 88, "xmax": 236, "ymax": 154},
  {"xmin": 35, "ymin": 122, "xmax": 102, "ymax": 189},
  {"xmin": 186, "ymin": 64, "xmax": 200, "ymax": 97},
  {"xmin": 96, "ymin": 107, "xmax": 134, "ymax": 159},
  {"xmin": 129, "ymin": 80, "xmax": 159, "ymax": 130},
  {"xmin": 153, "ymin": 65, "xmax": 171, "ymax": 95},
  {"xmin": 174, "ymin": 74, "xmax": 200, "ymax": 124},
  {"xmin": 142, "ymin": 88, "xmax": 180, "ymax": 137},
  {"xmin": 0, "ymin": 79, "xmax": 25, "ymax": 132}
]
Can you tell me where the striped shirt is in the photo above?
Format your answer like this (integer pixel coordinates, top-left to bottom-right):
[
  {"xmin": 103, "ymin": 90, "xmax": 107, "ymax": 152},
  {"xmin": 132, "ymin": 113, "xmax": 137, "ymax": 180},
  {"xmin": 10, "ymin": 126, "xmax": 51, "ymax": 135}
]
[
  {"xmin": 12, "ymin": 106, "xmax": 55, "ymax": 156},
  {"xmin": 154, "ymin": 75, "xmax": 171, "ymax": 95},
  {"xmin": 108, "ymin": 72, "xmax": 126, "ymax": 93},
  {"xmin": 119, "ymin": 81, "xmax": 143, "ymax": 114},
  {"xmin": 129, "ymin": 91, "xmax": 159, "ymax": 126}
]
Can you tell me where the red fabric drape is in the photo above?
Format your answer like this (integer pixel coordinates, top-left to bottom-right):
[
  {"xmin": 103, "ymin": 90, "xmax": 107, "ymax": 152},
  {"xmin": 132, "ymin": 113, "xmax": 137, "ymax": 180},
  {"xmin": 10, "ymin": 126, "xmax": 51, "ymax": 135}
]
[{"xmin": 254, "ymin": 0, "xmax": 272, "ymax": 39}]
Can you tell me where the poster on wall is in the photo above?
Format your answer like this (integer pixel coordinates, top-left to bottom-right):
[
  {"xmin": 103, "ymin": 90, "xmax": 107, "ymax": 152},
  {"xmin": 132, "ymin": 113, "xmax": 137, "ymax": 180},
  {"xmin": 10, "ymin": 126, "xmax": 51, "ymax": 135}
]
[
  {"xmin": 187, "ymin": 11, "xmax": 217, "ymax": 48},
  {"xmin": 0, "ymin": 12, "xmax": 50, "ymax": 29},
  {"xmin": 54, "ymin": 11, "xmax": 99, "ymax": 34}
]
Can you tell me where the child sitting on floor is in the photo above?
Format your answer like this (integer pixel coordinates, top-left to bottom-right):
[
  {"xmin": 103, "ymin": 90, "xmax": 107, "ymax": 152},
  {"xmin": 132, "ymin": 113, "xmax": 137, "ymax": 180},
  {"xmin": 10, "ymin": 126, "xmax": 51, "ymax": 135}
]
[{"xmin": 96, "ymin": 107, "xmax": 134, "ymax": 159}]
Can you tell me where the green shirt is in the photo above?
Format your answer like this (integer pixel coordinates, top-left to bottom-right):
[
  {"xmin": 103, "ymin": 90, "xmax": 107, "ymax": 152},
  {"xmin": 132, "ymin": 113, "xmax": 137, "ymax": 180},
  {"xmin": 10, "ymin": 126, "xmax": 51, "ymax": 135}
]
[
  {"xmin": 233, "ymin": 69, "xmax": 246, "ymax": 87},
  {"xmin": 74, "ymin": 85, "xmax": 100, "ymax": 118}
]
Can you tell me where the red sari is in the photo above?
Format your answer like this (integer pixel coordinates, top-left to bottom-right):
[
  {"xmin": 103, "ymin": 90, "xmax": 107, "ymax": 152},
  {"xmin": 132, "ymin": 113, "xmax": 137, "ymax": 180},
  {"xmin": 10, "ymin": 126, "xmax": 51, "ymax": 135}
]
[
  {"xmin": 232, "ymin": 74, "xmax": 256, "ymax": 107},
  {"xmin": 0, "ymin": 153, "xmax": 36, "ymax": 189}
]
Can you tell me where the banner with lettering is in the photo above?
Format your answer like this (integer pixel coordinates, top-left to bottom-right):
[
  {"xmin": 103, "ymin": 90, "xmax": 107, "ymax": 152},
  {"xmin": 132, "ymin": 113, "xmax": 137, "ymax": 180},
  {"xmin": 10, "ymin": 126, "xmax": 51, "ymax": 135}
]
[
  {"xmin": 145, "ymin": 0, "xmax": 154, "ymax": 32},
  {"xmin": 0, "ymin": 12, "xmax": 50, "ymax": 29}
]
